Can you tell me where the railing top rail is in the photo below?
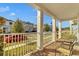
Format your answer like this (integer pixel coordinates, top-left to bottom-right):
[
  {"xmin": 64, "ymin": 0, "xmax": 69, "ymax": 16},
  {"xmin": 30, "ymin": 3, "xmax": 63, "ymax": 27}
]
[
  {"xmin": 0, "ymin": 32, "xmax": 37, "ymax": 35},
  {"xmin": 0, "ymin": 33, "xmax": 29, "ymax": 35}
]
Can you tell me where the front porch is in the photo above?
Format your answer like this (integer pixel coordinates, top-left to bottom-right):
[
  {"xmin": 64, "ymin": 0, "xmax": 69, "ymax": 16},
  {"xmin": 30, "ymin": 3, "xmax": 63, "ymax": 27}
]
[
  {"xmin": 0, "ymin": 3, "xmax": 79, "ymax": 56},
  {"xmin": 30, "ymin": 41, "xmax": 79, "ymax": 56},
  {"xmin": 30, "ymin": 3, "xmax": 79, "ymax": 56}
]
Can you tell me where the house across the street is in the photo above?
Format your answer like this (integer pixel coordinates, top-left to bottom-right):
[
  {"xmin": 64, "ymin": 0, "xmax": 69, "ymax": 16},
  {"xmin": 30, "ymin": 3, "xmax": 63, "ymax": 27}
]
[{"xmin": 0, "ymin": 16, "xmax": 36, "ymax": 33}]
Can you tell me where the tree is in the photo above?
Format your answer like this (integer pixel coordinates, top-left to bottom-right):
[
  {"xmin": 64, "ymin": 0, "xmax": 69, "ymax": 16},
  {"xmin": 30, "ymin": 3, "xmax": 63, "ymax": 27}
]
[
  {"xmin": 0, "ymin": 17, "xmax": 6, "ymax": 55},
  {"xmin": 0, "ymin": 17, "xmax": 6, "ymax": 25},
  {"xmin": 12, "ymin": 19, "xmax": 24, "ymax": 33},
  {"xmin": 0, "ymin": 17, "xmax": 6, "ymax": 33},
  {"xmin": 0, "ymin": 35, "xmax": 4, "ymax": 56},
  {"xmin": 44, "ymin": 24, "xmax": 51, "ymax": 32}
]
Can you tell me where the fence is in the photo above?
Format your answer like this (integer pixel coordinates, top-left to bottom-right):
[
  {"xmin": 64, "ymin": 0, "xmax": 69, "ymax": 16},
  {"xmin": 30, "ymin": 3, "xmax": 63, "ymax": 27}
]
[
  {"xmin": 0, "ymin": 33, "xmax": 37, "ymax": 56},
  {"xmin": 0, "ymin": 32, "xmax": 52, "ymax": 56},
  {"xmin": 43, "ymin": 32, "xmax": 52, "ymax": 45}
]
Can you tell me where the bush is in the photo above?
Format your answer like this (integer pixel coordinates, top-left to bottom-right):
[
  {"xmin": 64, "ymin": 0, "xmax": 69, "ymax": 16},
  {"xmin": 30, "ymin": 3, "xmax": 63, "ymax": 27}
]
[
  {"xmin": 44, "ymin": 24, "xmax": 51, "ymax": 32},
  {"xmin": 0, "ymin": 35, "xmax": 4, "ymax": 56},
  {"xmin": 12, "ymin": 19, "xmax": 24, "ymax": 33}
]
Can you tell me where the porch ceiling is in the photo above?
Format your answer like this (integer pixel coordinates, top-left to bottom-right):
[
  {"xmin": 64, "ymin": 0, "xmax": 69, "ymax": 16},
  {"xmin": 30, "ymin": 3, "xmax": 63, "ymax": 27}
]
[{"xmin": 31, "ymin": 3, "xmax": 79, "ymax": 21}]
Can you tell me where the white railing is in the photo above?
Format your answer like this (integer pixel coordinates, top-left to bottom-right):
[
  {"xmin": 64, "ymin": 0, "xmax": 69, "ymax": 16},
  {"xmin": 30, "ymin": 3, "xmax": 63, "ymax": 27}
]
[
  {"xmin": 43, "ymin": 32, "xmax": 52, "ymax": 45},
  {"xmin": 0, "ymin": 32, "xmax": 52, "ymax": 56},
  {"xmin": 0, "ymin": 33, "xmax": 37, "ymax": 56}
]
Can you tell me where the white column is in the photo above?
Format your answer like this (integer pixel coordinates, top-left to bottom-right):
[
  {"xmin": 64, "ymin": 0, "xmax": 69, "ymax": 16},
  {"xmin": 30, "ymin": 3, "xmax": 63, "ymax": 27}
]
[
  {"xmin": 52, "ymin": 17, "xmax": 56, "ymax": 42},
  {"xmin": 70, "ymin": 20, "xmax": 73, "ymax": 34},
  {"xmin": 37, "ymin": 9, "xmax": 43, "ymax": 50},
  {"xmin": 76, "ymin": 19, "xmax": 79, "ymax": 42},
  {"xmin": 58, "ymin": 20, "xmax": 62, "ymax": 39}
]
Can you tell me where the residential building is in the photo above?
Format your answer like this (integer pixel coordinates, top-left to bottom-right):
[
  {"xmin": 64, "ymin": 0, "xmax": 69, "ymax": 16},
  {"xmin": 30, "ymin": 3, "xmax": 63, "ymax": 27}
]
[
  {"xmin": 22, "ymin": 22, "xmax": 34, "ymax": 32},
  {"xmin": 0, "ymin": 17, "xmax": 14, "ymax": 33},
  {"xmin": 0, "ymin": 16, "xmax": 36, "ymax": 33}
]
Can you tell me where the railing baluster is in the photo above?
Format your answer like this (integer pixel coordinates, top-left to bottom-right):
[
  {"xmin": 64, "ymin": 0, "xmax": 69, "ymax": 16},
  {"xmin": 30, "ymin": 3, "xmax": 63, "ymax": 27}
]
[
  {"xmin": 21, "ymin": 34, "xmax": 23, "ymax": 56},
  {"xmin": 12, "ymin": 34, "xmax": 15, "ymax": 56},
  {"xmin": 6, "ymin": 35, "xmax": 9, "ymax": 56},
  {"xmin": 11, "ymin": 34, "xmax": 14, "ymax": 56},
  {"xmin": 15, "ymin": 34, "xmax": 17, "ymax": 56},
  {"xmin": 16, "ymin": 34, "xmax": 18, "ymax": 56},
  {"xmin": 24, "ymin": 34, "xmax": 26, "ymax": 55},
  {"xmin": 17, "ymin": 34, "xmax": 19, "ymax": 56},
  {"xmin": 26, "ymin": 34, "xmax": 28, "ymax": 53},
  {"xmin": 23, "ymin": 34, "xmax": 24, "ymax": 55},
  {"xmin": 0, "ymin": 33, "xmax": 37, "ymax": 56},
  {"xmin": 19, "ymin": 34, "xmax": 21, "ymax": 56},
  {"xmin": 3, "ymin": 35, "xmax": 5, "ymax": 56},
  {"xmin": 25, "ymin": 34, "xmax": 27, "ymax": 54}
]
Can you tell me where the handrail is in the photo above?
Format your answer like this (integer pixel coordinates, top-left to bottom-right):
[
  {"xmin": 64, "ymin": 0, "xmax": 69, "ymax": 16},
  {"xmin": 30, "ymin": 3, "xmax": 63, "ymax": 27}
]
[{"xmin": 0, "ymin": 33, "xmax": 37, "ymax": 56}]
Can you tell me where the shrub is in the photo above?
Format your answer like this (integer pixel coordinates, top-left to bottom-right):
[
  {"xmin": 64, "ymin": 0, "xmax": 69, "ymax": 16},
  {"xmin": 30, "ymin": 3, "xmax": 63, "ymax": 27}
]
[
  {"xmin": 12, "ymin": 19, "xmax": 24, "ymax": 33},
  {"xmin": 0, "ymin": 35, "xmax": 4, "ymax": 56},
  {"xmin": 44, "ymin": 24, "xmax": 51, "ymax": 32}
]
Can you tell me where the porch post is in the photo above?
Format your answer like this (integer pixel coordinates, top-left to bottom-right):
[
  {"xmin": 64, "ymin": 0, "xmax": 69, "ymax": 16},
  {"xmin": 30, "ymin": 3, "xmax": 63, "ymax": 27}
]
[
  {"xmin": 70, "ymin": 20, "xmax": 73, "ymax": 34},
  {"xmin": 58, "ymin": 20, "xmax": 62, "ymax": 39},
  {"xmin": 52, "ymin": 17, "xmax": 56, "ymax": 42},
  {"xmin": 76, "ymin": 19, "xmax": 79, "ymax": 42},
  {"xmin": 37, "ymin": 9, "xmax": 43, "ymax": 50}
]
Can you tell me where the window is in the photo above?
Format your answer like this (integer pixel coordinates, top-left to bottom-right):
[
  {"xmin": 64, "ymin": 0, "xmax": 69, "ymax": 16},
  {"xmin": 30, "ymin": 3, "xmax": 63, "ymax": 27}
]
[{"xmin": 9, "ymin": 22, "xmax": 12, "ymax": 25}]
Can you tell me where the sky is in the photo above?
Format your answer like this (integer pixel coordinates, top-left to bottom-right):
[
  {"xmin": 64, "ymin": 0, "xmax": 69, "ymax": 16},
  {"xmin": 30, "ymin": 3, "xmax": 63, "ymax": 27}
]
[{"xmin": 0, "ymin": 3, "xmax": 69, "ymax": 28}]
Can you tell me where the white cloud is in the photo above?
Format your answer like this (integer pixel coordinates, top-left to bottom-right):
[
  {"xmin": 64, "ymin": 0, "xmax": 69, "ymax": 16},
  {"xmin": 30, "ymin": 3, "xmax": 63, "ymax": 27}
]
[
  {"xmin": 0, "ymin": 6, "xmax": 10, "ymax": 12},
  {"xmin": 10, "ymin": 13, "xmax": 16, "ymax": 16}
]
